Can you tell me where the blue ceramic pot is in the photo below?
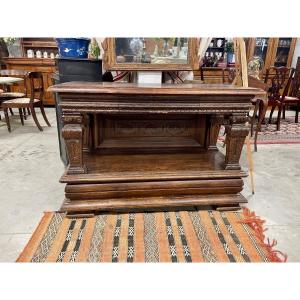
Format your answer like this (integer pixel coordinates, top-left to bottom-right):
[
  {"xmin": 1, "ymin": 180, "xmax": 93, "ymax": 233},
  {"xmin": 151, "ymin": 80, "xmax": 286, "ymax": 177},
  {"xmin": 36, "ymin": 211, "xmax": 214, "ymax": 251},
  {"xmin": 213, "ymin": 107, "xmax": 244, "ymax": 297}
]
[
  {"xmin": 227, "ymin": 52, "xmax": 234, "ymax": 64},
  {"xmin": 56, "ymin": 38, "xmax": 91, "ymax": 58}
]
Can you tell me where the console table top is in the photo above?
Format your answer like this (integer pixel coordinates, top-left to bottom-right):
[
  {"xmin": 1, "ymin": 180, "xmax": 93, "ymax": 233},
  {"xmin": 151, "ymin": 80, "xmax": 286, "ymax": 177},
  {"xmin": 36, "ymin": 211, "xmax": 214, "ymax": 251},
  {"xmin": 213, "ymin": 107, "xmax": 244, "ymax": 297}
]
[{"xmin": 49, "ymin": 81, "xmax": 264, "ymax": 97}]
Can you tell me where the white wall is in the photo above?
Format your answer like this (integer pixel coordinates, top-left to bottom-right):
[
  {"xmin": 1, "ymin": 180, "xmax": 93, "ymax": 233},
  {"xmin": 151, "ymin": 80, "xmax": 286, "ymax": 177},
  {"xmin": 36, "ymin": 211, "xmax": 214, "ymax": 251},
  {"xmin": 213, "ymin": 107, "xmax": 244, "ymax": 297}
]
[{"xmin": 291, "ymin": 38, "xmax": 300, "ymax": 67}]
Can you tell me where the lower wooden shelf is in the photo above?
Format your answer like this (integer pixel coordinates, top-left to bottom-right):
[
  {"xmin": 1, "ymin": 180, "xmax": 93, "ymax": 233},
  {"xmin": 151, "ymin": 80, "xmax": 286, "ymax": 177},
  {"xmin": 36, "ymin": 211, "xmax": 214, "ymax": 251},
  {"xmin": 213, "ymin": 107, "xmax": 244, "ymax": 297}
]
[{"xmin": 61, "ymin": 151, "xmax": 247, "ymax": 213}]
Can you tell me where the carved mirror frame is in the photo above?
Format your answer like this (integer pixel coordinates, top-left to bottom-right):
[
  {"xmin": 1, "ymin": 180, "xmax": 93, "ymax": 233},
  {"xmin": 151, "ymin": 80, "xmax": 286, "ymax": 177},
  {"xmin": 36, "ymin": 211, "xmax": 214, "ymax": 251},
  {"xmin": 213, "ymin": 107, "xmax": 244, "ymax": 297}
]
[{"xmin": 102, "ymin": 38, "xmax": 199, "ymax": 71}]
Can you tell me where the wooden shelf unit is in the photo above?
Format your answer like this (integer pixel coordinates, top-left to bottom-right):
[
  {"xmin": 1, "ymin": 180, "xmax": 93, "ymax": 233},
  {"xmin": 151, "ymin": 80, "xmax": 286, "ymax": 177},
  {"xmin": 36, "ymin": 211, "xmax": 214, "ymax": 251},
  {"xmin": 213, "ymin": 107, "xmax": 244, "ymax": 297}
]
[
  {"xmin": 202, "ymin": 38, "xmax": 227, "ymax": 68},
  {"xmin": 20, "ymin": 38, "xmax": 58, "ymax": 57}
]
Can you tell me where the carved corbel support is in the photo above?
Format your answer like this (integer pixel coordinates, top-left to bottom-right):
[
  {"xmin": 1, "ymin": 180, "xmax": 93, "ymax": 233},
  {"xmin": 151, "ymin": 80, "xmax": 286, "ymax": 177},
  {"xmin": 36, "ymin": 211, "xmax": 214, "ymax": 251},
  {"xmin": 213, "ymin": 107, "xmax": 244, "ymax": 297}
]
[
  {"xmin": 62, "ymin": 114, "xmax": 87, "ymax": 174},
  {"xmin": 225, "ymin": 113, "xmax": 249, "ymax": 170}
]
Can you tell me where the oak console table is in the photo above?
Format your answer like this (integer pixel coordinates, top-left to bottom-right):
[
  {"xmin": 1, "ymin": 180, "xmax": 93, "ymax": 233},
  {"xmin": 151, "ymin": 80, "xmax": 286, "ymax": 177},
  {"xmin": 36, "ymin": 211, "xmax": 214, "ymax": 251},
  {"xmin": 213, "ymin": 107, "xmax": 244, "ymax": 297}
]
[{"xmin": 49, "ymin": 82, "xmax": 263, "ymax": 215}]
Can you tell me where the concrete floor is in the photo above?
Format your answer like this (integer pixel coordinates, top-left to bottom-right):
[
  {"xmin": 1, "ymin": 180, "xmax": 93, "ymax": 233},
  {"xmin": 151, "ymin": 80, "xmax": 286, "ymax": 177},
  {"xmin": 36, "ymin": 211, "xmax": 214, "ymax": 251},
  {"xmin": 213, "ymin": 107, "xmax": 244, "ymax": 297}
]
[{"xmin": 0, "ymin": 108, "xmax": 299, "ymax": 262}]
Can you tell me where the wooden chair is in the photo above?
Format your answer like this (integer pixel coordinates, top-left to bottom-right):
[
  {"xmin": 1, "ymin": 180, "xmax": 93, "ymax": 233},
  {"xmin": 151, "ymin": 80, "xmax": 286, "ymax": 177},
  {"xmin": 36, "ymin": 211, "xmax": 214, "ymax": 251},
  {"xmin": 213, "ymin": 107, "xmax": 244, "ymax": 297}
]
[
  {"xmin": 2, "ymin": 71, "xmax": 51, "ymax": 132},
  {"xmin": 247, "ymin": 76, "xmax": 269, "ymax": 152},
  {"xmin": 281, "ymin": 69, "xmax": 300, "ymax": 123},
  {"xmin": 265, "ymin": 66, "xmax": 295, "ymax": 131}
]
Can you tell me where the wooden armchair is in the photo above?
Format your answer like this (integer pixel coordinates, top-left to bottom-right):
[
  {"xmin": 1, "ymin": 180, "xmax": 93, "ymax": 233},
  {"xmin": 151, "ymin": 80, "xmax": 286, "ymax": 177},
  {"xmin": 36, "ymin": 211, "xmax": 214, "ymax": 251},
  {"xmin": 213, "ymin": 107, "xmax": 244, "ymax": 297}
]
[
  {"xmin": 2, "ymin": 71, "xmax": 51, "ymax": 132},
  {"xmin": 281, "ymin": 70, "xmax": 300, "ymax": 123},
  {"xmin": 265, "ymin": 66, "xmax": 295, "ymax": 131}
]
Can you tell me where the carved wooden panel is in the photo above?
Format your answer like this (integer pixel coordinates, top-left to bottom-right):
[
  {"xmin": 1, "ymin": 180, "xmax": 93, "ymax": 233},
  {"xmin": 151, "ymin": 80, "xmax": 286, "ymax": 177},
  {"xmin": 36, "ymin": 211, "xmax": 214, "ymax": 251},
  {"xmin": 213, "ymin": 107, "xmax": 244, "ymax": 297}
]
[
  {"xmin": 104, "ymin": 116, "xmax": 196, "ymax": 138},
  {"xmin": 92, "ymin": 114, "xmax": 207, "ymax": 152}
]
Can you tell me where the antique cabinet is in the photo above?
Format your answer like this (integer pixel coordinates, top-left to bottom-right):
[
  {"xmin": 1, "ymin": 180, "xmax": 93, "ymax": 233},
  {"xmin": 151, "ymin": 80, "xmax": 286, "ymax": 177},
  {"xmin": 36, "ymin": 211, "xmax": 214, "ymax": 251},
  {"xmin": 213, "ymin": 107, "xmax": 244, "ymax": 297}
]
[{"xmin": 49, "ymin": 82, "xmax": 264, "ymax": 215}]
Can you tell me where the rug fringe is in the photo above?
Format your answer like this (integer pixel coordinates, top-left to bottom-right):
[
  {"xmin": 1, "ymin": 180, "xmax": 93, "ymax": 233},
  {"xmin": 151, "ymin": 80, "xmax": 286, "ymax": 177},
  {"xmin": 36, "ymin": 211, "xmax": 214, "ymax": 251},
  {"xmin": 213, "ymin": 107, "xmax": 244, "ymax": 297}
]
[{"xmin": 239, "ymin": 207, "xmax": 287, "ymax": 262}]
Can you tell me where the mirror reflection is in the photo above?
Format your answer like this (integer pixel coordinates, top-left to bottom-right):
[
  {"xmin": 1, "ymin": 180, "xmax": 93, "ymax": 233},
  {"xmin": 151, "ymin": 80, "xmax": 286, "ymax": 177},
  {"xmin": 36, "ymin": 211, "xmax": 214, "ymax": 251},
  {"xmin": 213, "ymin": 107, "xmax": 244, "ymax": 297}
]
[{"xmin": 115, "ymin": 38, "xmax": 189, "ymax": 64}]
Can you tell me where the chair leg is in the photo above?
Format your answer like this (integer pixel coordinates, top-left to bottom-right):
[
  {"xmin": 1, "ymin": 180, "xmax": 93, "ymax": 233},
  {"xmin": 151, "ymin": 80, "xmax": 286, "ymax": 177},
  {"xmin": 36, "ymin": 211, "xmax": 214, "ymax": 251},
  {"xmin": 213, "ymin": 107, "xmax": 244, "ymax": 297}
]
[
  {"xmin": 39, "ymin": 103, "xmax": 51, "ymax": 127},
  {"xmin": 23, "ymin": 108, "xmax": 27, "ymax": 120},
  {"xmin": 282, "ymin": 105, "xmax": 286, "ymax": 119},
  {"xmin": 251, "ymin": 102, "xmax": 259, "ymax": 137},
  {"xmin": 4, "ymin": 108, "xmax": 11, "ymax": 132},
  {"xmin": 276, "ymin": 106, "xmax": 282, "ymax": 131},
  {"xmin": 269, "ymin": 105, "xmax": 276, "ymax": 124},
  {"xmin": 30, "ymin": 106, "xmax": 43, "ymax": 131},
  {"xmin": 9, "ymin": 108, "xmax": 14, "ymax": 116},
  {"xmin": 18, "ymin": 108, "xmax": 24, "ymax": 126},
  {"xmin": 27, "ymin": 108, "xmax": 31, "ymax": 115},
  {"xmin": 295, "ymin": 103, "xmax": 300, "ymax": 123}
]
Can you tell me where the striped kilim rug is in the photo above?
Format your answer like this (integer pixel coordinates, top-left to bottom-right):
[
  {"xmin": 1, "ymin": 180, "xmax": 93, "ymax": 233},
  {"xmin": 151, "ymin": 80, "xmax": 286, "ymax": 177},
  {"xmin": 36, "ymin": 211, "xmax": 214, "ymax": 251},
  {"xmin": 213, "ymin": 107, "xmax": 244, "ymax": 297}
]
[{"xmin": 17, "ymin": 208, "xmax": 286, "ymax": 263}]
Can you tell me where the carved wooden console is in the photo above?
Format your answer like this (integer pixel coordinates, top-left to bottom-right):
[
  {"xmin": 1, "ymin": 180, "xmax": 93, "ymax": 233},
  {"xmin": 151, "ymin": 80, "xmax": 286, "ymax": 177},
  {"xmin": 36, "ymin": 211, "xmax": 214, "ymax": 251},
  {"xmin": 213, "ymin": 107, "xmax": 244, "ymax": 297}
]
[{"xmin": 49, "ymin": 82, "xmax": 263, "ymax": 215}]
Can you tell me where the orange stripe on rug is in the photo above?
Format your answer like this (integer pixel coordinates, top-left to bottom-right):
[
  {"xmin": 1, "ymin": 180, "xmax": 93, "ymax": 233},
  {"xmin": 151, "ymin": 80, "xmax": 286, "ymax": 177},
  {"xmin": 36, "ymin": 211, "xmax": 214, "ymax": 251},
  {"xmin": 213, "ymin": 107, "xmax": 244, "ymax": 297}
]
[
  {"xmin": 76, "ymin": 217, "xmax": 96, "ymax": 262},
  {"xmin": 17, "ymin": 212, "xmax": 54, "ymax": 262},
  {"xmin": 134, "ymin": 213, "xmax": 145, "ymax": 262},
  {"xmin": 100, "ymin": 214, "xmax": 117, "ymax": 262},
  {"xmin": 179, "ymin": 211, "xmax": 204, "ymax": 262},
  {"xmin": 118, "ymin": 214, "xmax": 129, "ymax": 262},
  {"xmin": 156, "ymin": 212, "xmax": 170, "ymax": 262}
]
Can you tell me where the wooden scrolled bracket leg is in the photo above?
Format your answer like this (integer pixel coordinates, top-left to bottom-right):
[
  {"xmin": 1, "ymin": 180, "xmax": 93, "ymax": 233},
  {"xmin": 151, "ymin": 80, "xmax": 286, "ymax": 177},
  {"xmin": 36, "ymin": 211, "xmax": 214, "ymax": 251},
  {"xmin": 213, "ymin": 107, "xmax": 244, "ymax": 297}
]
[
  {"xmin": 62, "ymin": 114, "xmax": 87, "ymax": 175},
  {"xmin": 206, "ymin": 114, "xmax": 230, "ymax": 150},
  {"xmin": 225, "ymin": 113, "xmax": 249, "ymax": 170},
  {"xmin": 207, "ymin": 115, "xmax": 223, "ymax": 151}
]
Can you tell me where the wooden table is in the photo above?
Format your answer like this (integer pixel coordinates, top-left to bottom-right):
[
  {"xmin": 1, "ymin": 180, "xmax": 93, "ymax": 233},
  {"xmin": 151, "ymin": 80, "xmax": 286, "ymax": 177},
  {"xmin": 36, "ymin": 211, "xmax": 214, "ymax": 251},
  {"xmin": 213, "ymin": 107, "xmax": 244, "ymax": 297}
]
[
  {"xmin": 49, "ymin": 82, "xmax": 264, "ymax": 215},
  {"xmin": 0, "ymin": 76, "xmax": 23, "ymax": 86}
]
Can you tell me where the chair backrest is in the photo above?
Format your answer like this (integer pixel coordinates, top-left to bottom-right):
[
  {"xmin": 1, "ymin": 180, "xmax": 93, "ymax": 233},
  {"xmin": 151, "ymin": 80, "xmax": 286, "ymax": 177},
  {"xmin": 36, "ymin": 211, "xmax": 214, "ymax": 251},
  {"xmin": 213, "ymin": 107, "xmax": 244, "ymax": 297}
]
[
  {"xmin": 28, "ymin": 72, "xmax": 44, "ymax": 104},
  {"xmin": 222, "ymin": 68, "xmax": 236, "ymax": 84},
  {"xmin": 288, "ymin": 67, "xmax": 300, "ymax": 98},
  {"xmin": 264, "ymin": 66, "xmax": 295, "ymax": 101}
]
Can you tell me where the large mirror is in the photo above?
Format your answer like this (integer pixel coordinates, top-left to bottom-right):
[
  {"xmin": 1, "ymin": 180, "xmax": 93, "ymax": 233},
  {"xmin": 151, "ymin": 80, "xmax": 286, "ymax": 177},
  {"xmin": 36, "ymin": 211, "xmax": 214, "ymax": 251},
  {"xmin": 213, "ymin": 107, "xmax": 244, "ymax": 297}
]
[{"xmin": 102, "ymin": 38, "xmax": 199, "ymax": 71}]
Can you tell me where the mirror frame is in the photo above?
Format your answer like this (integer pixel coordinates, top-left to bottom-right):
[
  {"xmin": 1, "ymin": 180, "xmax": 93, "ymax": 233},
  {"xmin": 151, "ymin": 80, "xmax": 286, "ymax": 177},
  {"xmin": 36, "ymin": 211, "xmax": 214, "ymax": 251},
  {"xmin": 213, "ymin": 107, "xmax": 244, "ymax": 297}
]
[{"xmin": 102, "ymin": 38, "xmax": 199, "ymax": 71}]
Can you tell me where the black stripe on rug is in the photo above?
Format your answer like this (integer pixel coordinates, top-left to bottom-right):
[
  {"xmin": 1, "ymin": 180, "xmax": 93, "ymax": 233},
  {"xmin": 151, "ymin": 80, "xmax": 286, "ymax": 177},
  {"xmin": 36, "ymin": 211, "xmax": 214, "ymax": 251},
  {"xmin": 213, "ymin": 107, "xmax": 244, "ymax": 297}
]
[
  {"xmin": 175, "ymin": 212, "xmax": 192, "ymax": 262},
  {"xmin": 69, "ymin": 219, "xmax": 87, "ymax": 262},
  {"xmin": 220, "ymin": 212, "xmax": 251, "ymax": 262},
  {"xmin": 164, "ymin": 212, "xmax": 178, "ymax": 262},
  {"xmin": 112, "ymin": 215, "xmax": 122, "ymax": 262},
  {"xmin": 127, "ymin": 214, "xmax": 135, "ymax": 262},
  {"xmin": 208, "ymin": 211, "xmax": 236, "ymax": 262},
  {"xmin": 56, "ymin": 219, "xmax": 76, "ymax": 262}
]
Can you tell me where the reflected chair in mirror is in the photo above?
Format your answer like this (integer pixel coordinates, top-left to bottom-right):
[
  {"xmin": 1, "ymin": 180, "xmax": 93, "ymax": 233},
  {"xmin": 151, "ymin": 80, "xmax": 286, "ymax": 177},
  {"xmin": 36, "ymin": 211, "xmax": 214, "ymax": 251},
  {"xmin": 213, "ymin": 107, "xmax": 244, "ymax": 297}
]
[
  {"xmin": 222, "ymin": 67, "xmax": 236, "ymax": 84},
  {"xmin": 281, "ymin": 68, "xmax": 300, "ymax": 123},
  {"xmin": 265, "ymin": 66, "xmax": 295, "ymax": 131},
  {"xmin": 0, "ymin": 69, "xmax": 31, "ymax": 119},
  {"xmin": 0, "ymin": 88, "xmax": 2, "ymax": 120},
  {"xmin": 2, "ymin": 72, "xmax": 51, "ymax": 132}
]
